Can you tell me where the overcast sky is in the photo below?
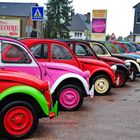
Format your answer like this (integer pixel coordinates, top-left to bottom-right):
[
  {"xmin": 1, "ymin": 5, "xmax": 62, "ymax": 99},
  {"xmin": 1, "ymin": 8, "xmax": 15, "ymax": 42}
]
[{"xmin": 1, "ymin": 0, "xmax": 140, "ymax": 37}]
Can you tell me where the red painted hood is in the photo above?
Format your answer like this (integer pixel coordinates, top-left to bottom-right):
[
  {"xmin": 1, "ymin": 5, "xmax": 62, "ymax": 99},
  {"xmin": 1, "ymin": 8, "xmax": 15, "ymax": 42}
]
[
  {"xmin": 0, "ymin": 70, "xmax": 49, "ymax": 92},
  {"xmin": 99, "ymin": 56, "xmax": 125, "ymax": 64},
  {"xmin": 78, "ymin": 58, "xmax": 112, "ymax": 69}
]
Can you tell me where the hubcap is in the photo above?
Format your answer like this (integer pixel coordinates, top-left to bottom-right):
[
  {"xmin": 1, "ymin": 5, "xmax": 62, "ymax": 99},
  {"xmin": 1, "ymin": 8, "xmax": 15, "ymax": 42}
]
[
  {"xmin": 60, "ymin": 88, "xmax": 80, "ymax": 109},
  {"xmin": 4, "ymin": 106, "xmax": 33, "ymax": 136},
  {"xmin": 95, "ymin": 78, "xmax": 109, "ymax": 94}
]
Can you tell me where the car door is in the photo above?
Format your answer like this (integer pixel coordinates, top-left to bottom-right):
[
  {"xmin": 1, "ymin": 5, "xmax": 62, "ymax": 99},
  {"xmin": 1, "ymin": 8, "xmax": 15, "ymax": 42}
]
[{"xmin": 0, "ymin": 40, "xmax": 42, "ymax": 79}]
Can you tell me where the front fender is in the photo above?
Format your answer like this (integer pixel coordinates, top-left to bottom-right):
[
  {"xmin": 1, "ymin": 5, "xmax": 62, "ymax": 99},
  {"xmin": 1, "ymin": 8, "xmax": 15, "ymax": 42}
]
[
  {"xmin": 125, "ymin": 60, "xmax": 140, "ymax": 72},
  {"xmin": 0, "ymin": 85, "xmax": 49, "ymax": 116},
  {"xmin": 113, "ymin": 64, "xmax": 130, "ymax": 77},
  {"xmin": 50, "ymin": 73, "xmax": 90, "ymax": 95},
  {"xmin": 90, "ymin": 67, "xmax": 116, "ymax": 85}
]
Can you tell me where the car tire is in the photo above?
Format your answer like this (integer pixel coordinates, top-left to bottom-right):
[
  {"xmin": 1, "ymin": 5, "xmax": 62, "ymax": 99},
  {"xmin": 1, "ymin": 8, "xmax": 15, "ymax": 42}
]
[
  {"xmin": 115, "ymin": 70, "xmax": 127, "ymax": 87},
  {"xmin": 0, "ymin": 101, "xmax": 38, "ymax": 139},
  {"xmin": 57, "ymin": 84, "xmax": 84, "ymax": 111},
  {"xmin": 92, "ymin": 75, "xmax": 111, "ymax": 96}
]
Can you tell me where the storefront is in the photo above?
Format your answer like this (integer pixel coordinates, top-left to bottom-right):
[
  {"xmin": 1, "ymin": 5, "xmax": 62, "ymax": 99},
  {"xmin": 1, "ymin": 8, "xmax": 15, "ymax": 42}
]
[{"xmin": 0, "ymin": 2, "xmax": 43, "ymax": 38}]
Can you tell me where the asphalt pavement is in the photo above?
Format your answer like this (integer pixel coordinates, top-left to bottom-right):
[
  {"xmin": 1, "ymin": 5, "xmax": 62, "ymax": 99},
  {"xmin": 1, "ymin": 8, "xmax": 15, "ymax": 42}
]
[
  {"xmin": 28, "ymin": 78, "xmax": 140, "ymax": 140},
  {"xmin": 1, "ymin": 78, "xmax": 140, "ymax": 140}
]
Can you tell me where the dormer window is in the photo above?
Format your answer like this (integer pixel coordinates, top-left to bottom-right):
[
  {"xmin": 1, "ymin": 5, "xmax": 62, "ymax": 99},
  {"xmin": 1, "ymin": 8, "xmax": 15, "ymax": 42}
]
[{"xmin": 136, "ymin": 12, "xmax": 140, "ymax": 23}]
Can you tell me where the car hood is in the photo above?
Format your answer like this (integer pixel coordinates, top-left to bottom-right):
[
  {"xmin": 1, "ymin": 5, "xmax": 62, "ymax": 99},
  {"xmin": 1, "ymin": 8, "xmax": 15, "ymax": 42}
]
[
  {"xmin": 123, "ymin": 53, "xmax": 140, "ymax": 59},
  {"xmin": 112, "ymin": 54, "xmax": 137, "ymax": 60},
  {"xmin": 40, "ymin": 62, "xmax": 89, "ymax": 77},
  {"xmin": 99, "ymin": 56, "xmax": 125, "ymax": 64},
  {"xmin": 0, "ymin": 70, "xmax": 49, "ymax": 92},
  {"xmin": 78, "ymin": 58, "xmax": 111, "ymax": 69}
]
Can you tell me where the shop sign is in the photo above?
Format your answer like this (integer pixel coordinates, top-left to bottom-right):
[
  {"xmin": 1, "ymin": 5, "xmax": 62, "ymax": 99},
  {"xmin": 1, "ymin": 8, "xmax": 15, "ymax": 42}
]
[{"xmin": 0, "ymin": 19, "xmax": 20, "ymax": 37}]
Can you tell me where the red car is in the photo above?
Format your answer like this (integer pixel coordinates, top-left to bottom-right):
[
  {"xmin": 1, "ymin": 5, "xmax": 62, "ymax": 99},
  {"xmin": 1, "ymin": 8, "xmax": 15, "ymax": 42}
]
[
  {"xmin": 20, "ymin": 38, "xmax": 116, "ymax": 96},
  {"xmin": 0, "ymin": 70, "xmax": 58, "ymax": 139},
  {"xmin": 110, "ymin": 41, "xmax": 140, "ymax": 55},
  {"xmin": 62, "ymin": 39, "xmax": 130, "ymax": 87}
]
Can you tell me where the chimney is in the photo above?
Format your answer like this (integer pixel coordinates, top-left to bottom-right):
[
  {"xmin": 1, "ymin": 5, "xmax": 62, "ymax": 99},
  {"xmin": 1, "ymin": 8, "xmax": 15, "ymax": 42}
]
[
  {"xmin": 86, "ymin": 12, "xmax": 90, "ymax": 24},
  {"xmin": 71, "ymin": 10, "xmax": 75, "ymax": 17}
]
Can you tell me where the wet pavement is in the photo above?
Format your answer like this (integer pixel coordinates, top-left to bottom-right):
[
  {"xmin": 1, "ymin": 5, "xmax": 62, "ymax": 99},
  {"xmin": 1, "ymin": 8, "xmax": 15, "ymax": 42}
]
[
  {"xmin": 2, "ymin": 78, "xmax": 140, "ymax": 140},
  {"xmin": 28, "ymin": 78, "xmax": 140, "ymax": 140}
]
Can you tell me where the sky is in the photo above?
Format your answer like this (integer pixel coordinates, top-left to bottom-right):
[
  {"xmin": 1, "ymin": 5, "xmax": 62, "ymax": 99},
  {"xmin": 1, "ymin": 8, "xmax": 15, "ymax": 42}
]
[{"xmin": 0, "ymin": 0, "xmax": 140, "ymax": 37}]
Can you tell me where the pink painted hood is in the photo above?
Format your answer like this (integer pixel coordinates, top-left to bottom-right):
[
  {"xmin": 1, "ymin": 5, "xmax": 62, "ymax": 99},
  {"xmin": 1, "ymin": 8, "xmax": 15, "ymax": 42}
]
[{"xmin": 40, "ymin": 62, "xmax": 90, "ymax": 78}]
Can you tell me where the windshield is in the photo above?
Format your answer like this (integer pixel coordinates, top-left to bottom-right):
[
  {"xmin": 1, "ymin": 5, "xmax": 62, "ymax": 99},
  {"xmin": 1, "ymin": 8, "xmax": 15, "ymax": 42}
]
[
  {"xmin": 75, "ymin": 44, "xmax": 94, "ymax": 56},
  {"xmin": 124, "ymin": 43, "xmax": 136, "ymax": 52},
  {"xmin": 130, "ymin": 43, "xmax": 140, "ymax": 51},
  {"xmin": 105, "ymin": 43, "xmax": 119, "ymax": 54},
  {"xmin": 90, "ymin": 43, "xmax": 108, "ymax": 55},
  {"xmin": 113, "ymin": 44, "xmax": 125, "ymax": 53}
]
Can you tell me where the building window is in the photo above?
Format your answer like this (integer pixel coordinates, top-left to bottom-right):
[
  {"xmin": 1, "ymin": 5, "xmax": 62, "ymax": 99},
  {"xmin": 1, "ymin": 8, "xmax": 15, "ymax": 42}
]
[
  {"xmin": 74, "ymin": 32, "xmax": 83, "ymax": 38},
  {"xmin": 136, "ymin": 12, "xmax": 140, "ymax": 23}
]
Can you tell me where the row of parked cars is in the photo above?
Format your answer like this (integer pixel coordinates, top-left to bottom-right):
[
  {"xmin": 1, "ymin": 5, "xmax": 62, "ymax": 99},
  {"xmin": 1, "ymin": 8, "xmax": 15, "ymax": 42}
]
[{"xmin": 0, "ymin": 36, "xmax": 140, "ymax": 139}]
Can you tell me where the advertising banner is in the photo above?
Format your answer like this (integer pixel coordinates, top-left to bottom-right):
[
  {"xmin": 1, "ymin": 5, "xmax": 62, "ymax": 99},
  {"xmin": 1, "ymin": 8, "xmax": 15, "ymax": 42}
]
[
  {"xmin": 92, "ymin": 10, "xmax": 107, "ymax": 41},
  {"xmin": 0, "ymin": 19, "xmax": 21, "ymax": 38}
]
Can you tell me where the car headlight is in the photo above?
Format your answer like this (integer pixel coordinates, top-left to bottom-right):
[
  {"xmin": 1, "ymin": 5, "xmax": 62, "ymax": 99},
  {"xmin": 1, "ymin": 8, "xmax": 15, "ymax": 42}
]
[
  {"xmin": 111, "ymin": 65, "xmax": 117, "ymax": 71},
  {"xmin": 137, "ymin": 59, "xmax": 140, "ymax": 63},
  {"xmin": 125, "ymin": 62, "xmax": 131, "ymax": 67},
  {"xmin": 82, "ymin": 70, "xmax": 90, "ymax": 78}
]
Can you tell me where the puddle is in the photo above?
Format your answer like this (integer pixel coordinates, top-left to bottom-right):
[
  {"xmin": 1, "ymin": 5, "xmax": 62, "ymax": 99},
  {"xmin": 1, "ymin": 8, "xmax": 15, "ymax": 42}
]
[{"xmin": 134, "ymin": 89, "xmax": 140, "ymax": 92}]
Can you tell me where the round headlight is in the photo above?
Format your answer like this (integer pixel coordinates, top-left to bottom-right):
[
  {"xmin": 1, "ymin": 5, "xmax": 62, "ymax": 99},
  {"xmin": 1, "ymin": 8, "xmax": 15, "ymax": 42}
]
[
  {"xmin": 111, "ymin": 65, "xmax": 117, "ymax": 71},
  {"xmin": 125, "ymin": 62, "xmax": 131, "ymax": 67},
  {"xmin": 137, "ymin": 59, "xmax": 140, "ymax": 63},
  {"xmin": 82, "ymin": 70, "xmax": 90, "ymax": 79}
]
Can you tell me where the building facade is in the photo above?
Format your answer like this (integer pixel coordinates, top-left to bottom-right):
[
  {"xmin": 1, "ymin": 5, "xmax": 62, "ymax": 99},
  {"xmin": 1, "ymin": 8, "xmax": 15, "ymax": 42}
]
[
  {"xmin": 133, "ymin": 3, "xmax": 140, "ymax": 41},
  {"xmin": 0, "ymin": 2, "xmax": 43, "ymax": 38},
  {"xmin": 68, "ymin": 13, "xmax": 91, "ymax": 39}
]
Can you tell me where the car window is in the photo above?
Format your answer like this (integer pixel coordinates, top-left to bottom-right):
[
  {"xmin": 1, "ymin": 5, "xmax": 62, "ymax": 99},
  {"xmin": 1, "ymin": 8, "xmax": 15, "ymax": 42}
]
[
  {"xmin": 114, "ymin": 44, "xmax": 125, "ymax": 53},
  {"xmin": 44, "ymin": 44, "xmax": 48, "ymax": 58},
  {"xmin": 131, "ymin": 43, "xmax": 140, "ymax": 51},
  {"xmin": 125, "ymin": 43, "xmax": 135, "ymax": 52},
  {"xmin": 1, "ymin": 43, "xmax": 31, "ymax": 63},
  {"xmin": 30, "ymin": 44, "xmax": 42, "ymax": 58},
  {"xmin": 105, "ymin": 44, "xmax": 118, "ymax": 54},
  {"xmin": 75, "ymin": 44, "xmax": 94, "ymax": 56},
  {"xmin": 30, "ymin": 44, "xmax": 48, "ymax": 59},
  {"xmin": 90, "ymin": 44, "xmax": 107, "ymax": 55},
  {"xmin": 51, "ymin": 44, "xmax": 72, "ymax": 59}
]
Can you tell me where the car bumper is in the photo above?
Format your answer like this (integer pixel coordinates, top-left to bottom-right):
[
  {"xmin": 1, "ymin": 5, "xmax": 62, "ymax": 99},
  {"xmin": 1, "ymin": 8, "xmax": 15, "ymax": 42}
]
[{"xmin": 49, "ymin": 101, "xmax": 58, "ymax": 119}]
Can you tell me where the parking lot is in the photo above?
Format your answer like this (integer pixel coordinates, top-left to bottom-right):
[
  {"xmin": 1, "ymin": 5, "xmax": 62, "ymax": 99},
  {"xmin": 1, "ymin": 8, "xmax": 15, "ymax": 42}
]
[{"xmin": 24, "ymin": 78, "xmax": 140, "ymax": 140}]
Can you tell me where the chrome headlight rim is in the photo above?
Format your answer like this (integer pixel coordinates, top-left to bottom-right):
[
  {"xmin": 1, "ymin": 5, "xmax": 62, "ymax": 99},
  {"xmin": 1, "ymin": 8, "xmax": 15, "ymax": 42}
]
[{"xmin": 110, "ymin": 65, "xmax": 117, "ymax": 71}]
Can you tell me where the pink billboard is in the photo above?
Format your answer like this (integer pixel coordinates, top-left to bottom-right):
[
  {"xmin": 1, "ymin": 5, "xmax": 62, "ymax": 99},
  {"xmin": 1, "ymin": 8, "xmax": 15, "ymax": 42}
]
[{"xmin": 92, "ymin": 18, "xmax": 106, "ymax": 33}]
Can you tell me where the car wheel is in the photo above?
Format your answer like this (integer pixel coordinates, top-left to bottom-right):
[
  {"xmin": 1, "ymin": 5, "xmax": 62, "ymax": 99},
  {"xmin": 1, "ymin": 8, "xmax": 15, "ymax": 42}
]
[
  {"xmin": 0, "ymin": 101, "xmax": 38, "ymax": 139},
  {"xmin": 92, "ymin": 75, "xmax": 111, "ymax": 96},
  {"xmin": 57, "ymin": 84, "xmax": 84, "ymax": 111},
  {"xmin": 115, "ymin": 70, "xmax": 127, "ymax": 87}
]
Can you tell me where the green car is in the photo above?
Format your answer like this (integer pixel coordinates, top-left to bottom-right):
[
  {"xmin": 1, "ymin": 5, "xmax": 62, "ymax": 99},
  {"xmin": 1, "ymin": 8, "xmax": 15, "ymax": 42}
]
[{"xmin": 0, "ymin": 70, "xmax": 58, "ymax": 139}]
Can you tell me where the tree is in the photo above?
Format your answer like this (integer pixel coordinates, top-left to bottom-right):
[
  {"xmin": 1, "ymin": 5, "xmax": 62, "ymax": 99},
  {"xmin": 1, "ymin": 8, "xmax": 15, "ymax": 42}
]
[
  {"xmin": 44, "ymin": 0, "xmax": 74, "ymax": 38},
  {"xmin": 117, "ymin": 36, "xmax": 123, "ymax": 41},
  {"xmin": 106, "ymin": 34, "xmax": 110, "ymax": 41}
]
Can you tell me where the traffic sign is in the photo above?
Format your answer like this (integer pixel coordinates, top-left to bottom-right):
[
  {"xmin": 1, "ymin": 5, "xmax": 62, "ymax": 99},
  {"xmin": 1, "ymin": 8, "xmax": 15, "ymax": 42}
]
[{"xmin": 31, "ymin": 6, "xmax": 44, "ymax": 20}]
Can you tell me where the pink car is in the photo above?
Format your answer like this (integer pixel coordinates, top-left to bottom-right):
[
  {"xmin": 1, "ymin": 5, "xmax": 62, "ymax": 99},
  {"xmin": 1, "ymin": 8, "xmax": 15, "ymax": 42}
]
[{"xmin": 0, "ymin": 37, "xmax": 94, "ymax": 111}]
